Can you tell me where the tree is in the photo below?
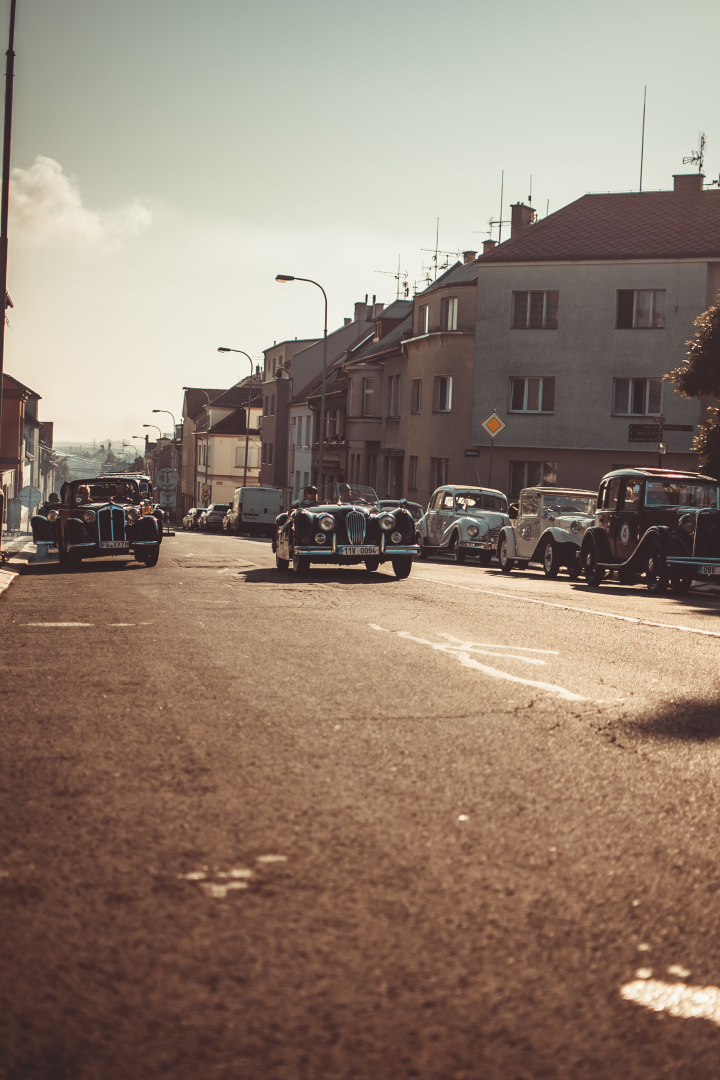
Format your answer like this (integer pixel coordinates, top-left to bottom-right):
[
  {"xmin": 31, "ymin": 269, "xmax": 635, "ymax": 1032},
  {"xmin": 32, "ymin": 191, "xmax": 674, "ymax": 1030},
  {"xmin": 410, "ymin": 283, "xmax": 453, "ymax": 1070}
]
[{"xmin": 665, "ymin": 296, "xmax": 720, "ymax": 478}]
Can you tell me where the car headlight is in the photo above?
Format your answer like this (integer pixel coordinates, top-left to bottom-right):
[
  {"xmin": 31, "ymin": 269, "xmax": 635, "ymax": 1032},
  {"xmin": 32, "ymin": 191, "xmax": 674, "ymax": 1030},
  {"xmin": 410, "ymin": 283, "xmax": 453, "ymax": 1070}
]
[
  {"xmin": 314, "ymin": 533, "xmax": 326, "ymax": 543},
  {"xmin": 318, "ymin": 514, "xmax": 335, "ymax": 531},
  {"xmin": 82, "ymin": 509, "xmax": 96, "ymax": 524},
  {"xmin": 125, "ymin": 507, "xmax": 139, "ymax": 523},
  {"xmin": 570, "ymin": 520, "xmax": 583, "ymax": 534},
  {"xmin": 390, "ymin": 531, "xmax": 402, "ymax": 543},
  {"xmin": 47, "ymin": 510, "xmax": 59, "ymax": 523},
  {"xmin": 467, "ymin": 524, "xmax": 479, "ymax": 537},
  {"xmin": 379, "ymin": 513, "xmax": 395, "ymax": 531}
]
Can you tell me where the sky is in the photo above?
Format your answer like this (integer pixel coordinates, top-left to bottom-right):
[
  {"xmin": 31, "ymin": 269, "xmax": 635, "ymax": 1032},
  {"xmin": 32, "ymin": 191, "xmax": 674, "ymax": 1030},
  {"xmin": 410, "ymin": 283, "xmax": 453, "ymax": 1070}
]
[{"xmin": 4, "ymin": 0, "xmax": 720, "ymax": 443}]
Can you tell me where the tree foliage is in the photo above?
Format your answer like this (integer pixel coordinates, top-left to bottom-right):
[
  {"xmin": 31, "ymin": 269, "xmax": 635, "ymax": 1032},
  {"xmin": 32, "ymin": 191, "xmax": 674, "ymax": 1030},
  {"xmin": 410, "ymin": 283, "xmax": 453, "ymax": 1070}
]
[{"xmin": 665, "ymin": 296, "xmax": 720, "ymax": 477}]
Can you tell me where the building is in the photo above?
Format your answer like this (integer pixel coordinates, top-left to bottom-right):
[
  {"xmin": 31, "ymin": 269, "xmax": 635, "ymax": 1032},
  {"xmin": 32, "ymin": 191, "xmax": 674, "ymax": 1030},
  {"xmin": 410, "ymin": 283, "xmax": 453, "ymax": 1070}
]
[
  {"xmin": 180, "ymin": 386, "xmax": 225, "ymax": 515},
  {"xmin": 0, "ymin": 373, "xmax": 56, "ymax": 528},
  {"xmin": 190, "ymin": 376, "xmax": 263, "ymax": 508},
  {"xmin": 472, "ymin": 174, "xmax": 720, "ymax": 496},
  {"xmin": 259, "ymin": 338, "xmax": 318, "ymax": 494}
]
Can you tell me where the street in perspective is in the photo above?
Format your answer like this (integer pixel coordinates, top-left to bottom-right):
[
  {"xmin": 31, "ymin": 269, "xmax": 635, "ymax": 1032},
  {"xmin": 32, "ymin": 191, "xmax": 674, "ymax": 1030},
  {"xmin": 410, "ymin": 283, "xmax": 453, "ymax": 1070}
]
[{"xmin": 3, "ymin": 3, "xmax": 720, "ymax": 1079}]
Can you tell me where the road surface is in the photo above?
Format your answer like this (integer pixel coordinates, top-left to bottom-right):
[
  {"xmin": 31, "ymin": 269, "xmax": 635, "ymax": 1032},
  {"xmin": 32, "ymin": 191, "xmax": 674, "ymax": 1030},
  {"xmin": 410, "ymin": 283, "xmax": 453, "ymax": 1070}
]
[{"xmin": 2, "ymin": 531, "xmax": 720, "ymax": 1079}]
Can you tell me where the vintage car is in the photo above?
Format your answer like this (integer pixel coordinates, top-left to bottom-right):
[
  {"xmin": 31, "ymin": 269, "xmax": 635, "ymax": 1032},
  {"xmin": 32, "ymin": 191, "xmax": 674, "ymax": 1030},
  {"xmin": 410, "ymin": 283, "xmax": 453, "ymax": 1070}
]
[
  {"xmin": 417, "ymin": 485, "xmax": 510, "ymax": 565},
  {"xmin": 273, "ymin": 483, "xmax": 418, "ymax": 578},
  {"xmin": 199, "ymin": 503, "xmax": 231, "ymax": 531},
  {"xmin": 580, "ymin": 468, "xmax": 720, "ymax": 593},
  {"xmin": 183, "ymin": 507, "xmax": 205, "ymax": 530},
  {"xmin": 100, "ymin": 471, "xmax": 153, "ymax": 501},
  {"xmin": 54, "ymin": 477, "xmax": 162, "ymax": 568},
  {"xmin": 497, "ymin": 487, "xmax": 597, "ymax": 577}
]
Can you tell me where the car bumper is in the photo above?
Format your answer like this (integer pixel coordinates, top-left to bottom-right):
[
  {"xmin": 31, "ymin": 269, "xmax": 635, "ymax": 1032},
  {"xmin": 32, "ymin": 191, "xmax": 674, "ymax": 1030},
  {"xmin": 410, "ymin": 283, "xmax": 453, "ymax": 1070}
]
[
  {"xmin": 294, "ymin": 545, "xmax": 418, "ymax": 561},
  {"xmin": 667, "ymin": 556, "xmax": 720, "ymax": 579}
]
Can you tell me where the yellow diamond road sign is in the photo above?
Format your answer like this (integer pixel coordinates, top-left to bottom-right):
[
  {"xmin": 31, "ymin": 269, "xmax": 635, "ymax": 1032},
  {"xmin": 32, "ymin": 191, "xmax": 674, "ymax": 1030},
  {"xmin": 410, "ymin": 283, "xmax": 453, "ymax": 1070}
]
[{"xmin": 481, "ymin": 411, "xmax": 506, "ymax": 439}]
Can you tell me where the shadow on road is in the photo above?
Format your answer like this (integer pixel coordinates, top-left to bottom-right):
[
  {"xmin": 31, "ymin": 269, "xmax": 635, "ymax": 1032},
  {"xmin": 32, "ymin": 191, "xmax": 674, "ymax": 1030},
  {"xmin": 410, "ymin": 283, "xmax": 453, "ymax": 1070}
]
[
  {"xmin": 618, "ymin": 699, "xmax": 720, "ymax": 744},
  {"xmin": 240, "ymin": 566, "xmax": 400, "ymax": 586},
  {"xmin": 20, "ymin": 559, "xmax": 147, "ymax": 576}
]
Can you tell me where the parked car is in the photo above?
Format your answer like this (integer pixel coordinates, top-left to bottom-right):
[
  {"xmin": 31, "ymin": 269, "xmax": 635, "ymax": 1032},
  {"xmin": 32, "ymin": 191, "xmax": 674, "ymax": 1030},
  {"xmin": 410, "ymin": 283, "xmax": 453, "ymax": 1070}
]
[
  {"xmin": 182, "ymin": 507, "xmax": 205, "ymax": 530},
  {"xmin": 53, "ymin": 477, "xmax": 162, "ymax": 568},
  {"xmin": 273, "ymin": 482, "xmax": 418, "ymax": 578},
  {"xmin": 580, "ymin": 468, "xmax": 720, "ymax": 593},
  {"xmin": 497, "ymin": 487, "xmax": 597, "ymax": 577},
  {"xmin": 224, "ymin": 486, "xmax": 283, "ymax": 537},
  {"xmin": 200, "ymin": 503, "xmax": 231, "ymax": 531},
  {"xmin": 417, "ymin": 485, "xmax": 510, "ymax": 564}
]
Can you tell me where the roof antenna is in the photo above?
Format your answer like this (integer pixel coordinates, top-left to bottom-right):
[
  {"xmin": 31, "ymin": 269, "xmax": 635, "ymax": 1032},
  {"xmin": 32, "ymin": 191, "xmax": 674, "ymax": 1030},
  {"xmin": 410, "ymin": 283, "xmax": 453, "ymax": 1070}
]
[
  {"xmin": 683, "ymin": 132, "xmax": 706, "ymax": 174},
  {"xmin": 639, "ymin": 86, "xmax": 646, "ymax": 192},
  {"xmin": 528, "ymin": 174, "xmax": 532, "ymax": 205}
]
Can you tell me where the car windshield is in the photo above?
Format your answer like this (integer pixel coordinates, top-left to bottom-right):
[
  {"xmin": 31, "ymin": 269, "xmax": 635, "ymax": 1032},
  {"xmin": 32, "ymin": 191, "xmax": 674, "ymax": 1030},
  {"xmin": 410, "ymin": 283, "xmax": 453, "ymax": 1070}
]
[
  {"xmin": 454, "ymin": 491, "xmax": 508, "ymax": 514},
  {"xmin": 542, "ymin": 496, "xmax": 596, "ymax": 515},
  {"xmin": 207, "ymin": 504, "xmax": 228, "ymax": 512},
  {"xmin": 324, "ymin": 483, "xmax": 378, "ymax": 507},
  {"xmin": 379, "ymin": 500, "xmax": 423, "ymax": 521},
  {"xmin": 645, "ymin": 481, "xmax": 720, "ymax": 508},
  {"xmin": 73, "ymin": 481, "xmax": 139, "ymax": 504}
]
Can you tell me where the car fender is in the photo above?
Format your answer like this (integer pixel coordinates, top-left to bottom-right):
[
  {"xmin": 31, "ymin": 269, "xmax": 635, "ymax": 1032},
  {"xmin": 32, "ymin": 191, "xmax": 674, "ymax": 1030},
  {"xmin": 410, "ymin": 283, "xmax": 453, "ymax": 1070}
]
[
  {"xmin": 581, "ymin": 526, "xmax": 612, "ymax": 562},
  {"xmin": 64, "ymin": 517, "xmax": 91, "ymax": 545},
  {"xmin": 498, "ymin": 525, "xmax": 517, "ymax": 557},
  {"xmin": 416, "ymin": 515, "xmax": 429, "ymax": 541},
  {"xmin": 630, "ymin": 525, "xmax": 687, "ymax": 566},
  {"xmin": 545, "ymin": 525, "xmax": 581, "ymax": 549}
]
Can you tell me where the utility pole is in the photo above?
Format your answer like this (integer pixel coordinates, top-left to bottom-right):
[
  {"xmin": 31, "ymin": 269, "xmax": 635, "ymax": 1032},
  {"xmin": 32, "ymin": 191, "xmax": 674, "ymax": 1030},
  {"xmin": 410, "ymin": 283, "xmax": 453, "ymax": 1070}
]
[{"xmin": 0, "ymin": 0, "xmax": 17, "ymax": 455}]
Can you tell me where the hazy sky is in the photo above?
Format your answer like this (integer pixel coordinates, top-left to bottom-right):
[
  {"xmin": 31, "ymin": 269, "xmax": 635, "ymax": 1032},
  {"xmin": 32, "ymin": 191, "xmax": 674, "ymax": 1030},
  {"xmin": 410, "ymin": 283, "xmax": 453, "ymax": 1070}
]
[{"xmin": 4, "ymin": 0, "xmax": 720, "ymax": 442}]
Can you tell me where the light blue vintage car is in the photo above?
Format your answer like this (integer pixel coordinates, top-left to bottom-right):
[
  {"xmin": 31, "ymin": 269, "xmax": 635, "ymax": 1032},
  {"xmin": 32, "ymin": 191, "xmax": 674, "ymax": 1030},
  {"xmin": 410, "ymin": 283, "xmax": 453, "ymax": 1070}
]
[
  {"xmin": 417, "ymin": 485, "xmax": 510, "ymax": 564},
  {"xmin": 497, "ymin": 486, "xmax": 597, "ymax": 577}
]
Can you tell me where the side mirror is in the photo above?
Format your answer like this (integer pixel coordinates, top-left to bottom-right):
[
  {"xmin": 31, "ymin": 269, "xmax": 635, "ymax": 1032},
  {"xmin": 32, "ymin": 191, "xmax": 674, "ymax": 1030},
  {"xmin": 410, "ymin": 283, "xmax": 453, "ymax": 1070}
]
[
  {"xmin": 398, "ymin": 498, "xmax": 407, "ymax": 506},
  {"xmin": 291, "ymin": 500, "xmax": 300, "ymax": 509},
  {"xmin": 509, "ymin": 504, "xmax": 519, "ymax": 520},
  {"xmin": 541, "ymin": 508, "xmax": 551, "ymax": 518}
]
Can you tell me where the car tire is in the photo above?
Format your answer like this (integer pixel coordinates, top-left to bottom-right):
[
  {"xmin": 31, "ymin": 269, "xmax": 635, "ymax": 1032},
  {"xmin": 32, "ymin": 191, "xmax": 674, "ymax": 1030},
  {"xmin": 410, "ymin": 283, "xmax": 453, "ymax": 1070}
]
[
  {"xmin": 364, "ymin": 557, "xmax": 380, "ymax": 572},
  {"xmin": 452, "ymin": 534, "xmax": 466, "ymax": 564},
  {"xmin": 645, "ymin": 541, "xmax": 668, "ymax": 594},
  {"xmin": 498, "ymin": 536, "xmax": 514, "ymax": 573},
  {"xmin": 478, "ymin": 551, "xmax": 492, "ymax": 567},
  {"xmin": 276, "ymin": 556, "xmax": 290, "ymax": 572},
  {"xmin": 293, "ymin": 553, "xmax": 310, "ymax": 574},
  {"xmin": 582, "ymin": 538, "xmax": 605, "ymax": 586},
  {"xmin": 56, "ymin": 528, "xmax": 68, "ymax": 565},
  {"xmin": 417, "ymin": 536, "xmax": 430, "ymax": 560},
  {"xmin": 142, "ymin": 548, "xmax": 160, "ymax": 567},
  {"xmin": 392, "ymin": 555, "xmax": 412, "ymax": 579},
  {"xmin": 670, "ymin": 573, "xmax": 693, "ymax": 594},
  {"xmin": 542, "ymin": 538, "xmax": 560, "ymax": 578}
]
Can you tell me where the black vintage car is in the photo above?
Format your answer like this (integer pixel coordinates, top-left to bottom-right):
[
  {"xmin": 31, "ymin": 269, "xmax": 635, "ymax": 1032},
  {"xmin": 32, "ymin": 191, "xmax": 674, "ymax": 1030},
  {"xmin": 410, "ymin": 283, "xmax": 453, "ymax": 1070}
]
[
  {"xmin": 53, "ymin": 477, "xmax": 162, "ymax": 568},
  {"xmin": 273, "ymin": 483, "xmax": 418, "ymax": 578},
  {"xmin": 580, "ymin": 468, "xmax": 720, "ymax": 594}
]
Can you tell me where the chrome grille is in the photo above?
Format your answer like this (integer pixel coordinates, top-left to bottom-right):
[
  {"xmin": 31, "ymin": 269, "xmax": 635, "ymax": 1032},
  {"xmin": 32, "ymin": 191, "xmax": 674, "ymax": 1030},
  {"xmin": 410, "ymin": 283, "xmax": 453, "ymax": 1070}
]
[
  {"xmin": 484, "ymin": 525, "xmax": 502, "ymax": 546},
  {"xmin": 98, "ymin": 505, "xmax": 127, "ymax": 543},
  {"xmin": 345, "ymin": 511, "xmax": 366, "ymax": 545}
]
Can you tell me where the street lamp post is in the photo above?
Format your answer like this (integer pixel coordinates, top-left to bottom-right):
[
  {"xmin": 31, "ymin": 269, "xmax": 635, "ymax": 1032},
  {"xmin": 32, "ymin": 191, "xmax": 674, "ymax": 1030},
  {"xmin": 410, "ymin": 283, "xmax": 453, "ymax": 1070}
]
[
  {"xmin": 275, "ymin": 274, "xmax": 328, "ymax": 494},
  {"xmin": 143, "ymin": 424, "xmax": 163, "ymax": 498},
  {"xmin": 152, "ymin": 409, "xmax": 179, "ymax": 470},
  {"xmin": 217, "ymin": 347, "xmax": 256, "ymax": 487},
  {"xmin": 182, "ymin": 387, "xmax": 211, "ymax": 506},
  {"xmin": 131, "ymin": 436, "xmax": 145, "ymax": 470}
]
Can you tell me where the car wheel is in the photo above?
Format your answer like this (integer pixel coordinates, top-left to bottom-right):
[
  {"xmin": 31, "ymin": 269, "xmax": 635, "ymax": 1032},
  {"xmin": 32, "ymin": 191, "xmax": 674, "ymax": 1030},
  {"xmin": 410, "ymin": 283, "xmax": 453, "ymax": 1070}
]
[
  {"xmin": 417, "ymin": 535, "xmax": 429, "ymax": 559},
  {"xmin": 645, "ymin": 541, "xmax": 668, "ymax": 594},
  {"xmin": 478, "ymin": 551, "xmax": 492, "ymax": 567},
  {"xmin": 392, "ymin": 555, "xmax": 412, "ymax": 579},
  {"xmin": 56, "ymin": 529, "xmax": 68, "ymax": 565},
  {"xmin": 142, "ymin": 548, "xmax": 160, "ymax": 567},
  {"xmin": 452, "ymin": 535, "xmax": 466, "ymax": 564},
  {"xmin": 582, "ymin": 538, "xmax": 605, "ymax": 586},
  {"xmin": 567, "ymin": 562, "xmax": 580, "ymax": 580},
  {"xmin": 364, "ymin": 557, "xmax": 380, "ymax": 572},
  {"xmin": 670, "ymin": 573, "xmax": 693, "ymax": 594},
  {"xmin": 275, "ymin": 556, "xmax": 290, "ymax": 572},
  {"xmin": 498, "ymin": 536, "xmax": 514, "ymax": 573},
  {"xmin": 542, "ymin": 538, "xmax": 560, "ymax": 578},
  {"xmin": 293, "ymin": 553, "xmax": 310, "ymax": 574}
]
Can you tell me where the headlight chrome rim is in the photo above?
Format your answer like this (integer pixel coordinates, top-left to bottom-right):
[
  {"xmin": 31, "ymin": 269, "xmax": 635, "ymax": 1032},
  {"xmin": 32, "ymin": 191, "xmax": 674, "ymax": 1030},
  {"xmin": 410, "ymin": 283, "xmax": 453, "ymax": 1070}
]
[
  {"xmin": 314, "ymin": 532, "xmax": 326, "ymax": 544},
  {"xmin": 390, "ymin": 531, "xmax": 402, "ymax": 543},
  {"xmin": 379, "ymin": 513, "xmax": 395, "ymax": 531},
  {"xmin": 125, "ymin": 507, "xmax": 140, "ymax": 524},
  {"xmin": 318, "ymin": 514, "xmax": 335, "ymax": 531},
  {"xmin": 47, "ymin": 510, "xmax": 59, "ymax": 523},
  {"xmin": 467, "ymin": 524, "xmax": 480, "ymax": 538},
  {"xmin": 570, "ymin": 520, "xmax": 582, "ymax": 534},
  {"xmin": 82, "ymin": 509, "xmax": 96, "ymax": 524}
]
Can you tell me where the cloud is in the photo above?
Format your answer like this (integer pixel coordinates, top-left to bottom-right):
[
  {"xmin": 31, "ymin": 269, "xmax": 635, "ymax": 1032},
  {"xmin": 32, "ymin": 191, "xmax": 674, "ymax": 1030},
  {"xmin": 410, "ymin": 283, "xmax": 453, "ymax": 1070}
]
[{"xmin": 9, "ymin": 155, "xmax": 151, "ymax": 248}]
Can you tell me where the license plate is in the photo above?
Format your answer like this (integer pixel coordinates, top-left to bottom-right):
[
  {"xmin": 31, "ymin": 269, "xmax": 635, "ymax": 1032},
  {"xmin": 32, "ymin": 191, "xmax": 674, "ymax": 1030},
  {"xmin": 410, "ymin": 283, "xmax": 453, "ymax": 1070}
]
[
  {"xmin": 701, "ymin": 566, "xmax": 720, "ymax": 576},
  {"xmin": 101, "ymin": 541, "xmax": 128, "ymax": 549},
  {"xmin": 338, "ymin": 545, "xmax": 379, "ymax": 556}
]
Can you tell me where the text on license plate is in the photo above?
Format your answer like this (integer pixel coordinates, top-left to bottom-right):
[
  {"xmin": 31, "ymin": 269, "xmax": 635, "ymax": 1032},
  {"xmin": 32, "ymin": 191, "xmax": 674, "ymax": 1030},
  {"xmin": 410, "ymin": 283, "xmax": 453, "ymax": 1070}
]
[
  {"xmin": 701, "ymin": 565, "xmax": 720, "ymax": 575},
  {"xmin": 101, "ymin": 540, "xmax": 128, "ymax": 549},
  {"xmin": 339, "ymin": 545, "xmax": 379, "ymax": 556}
]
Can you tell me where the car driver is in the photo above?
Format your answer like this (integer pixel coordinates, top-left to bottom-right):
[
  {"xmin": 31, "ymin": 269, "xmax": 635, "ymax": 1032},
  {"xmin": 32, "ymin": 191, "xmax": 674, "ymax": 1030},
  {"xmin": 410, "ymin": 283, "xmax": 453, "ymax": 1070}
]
[{"xmin": 299, "ymin": 486, "xmax": 318, "ymax": 507}]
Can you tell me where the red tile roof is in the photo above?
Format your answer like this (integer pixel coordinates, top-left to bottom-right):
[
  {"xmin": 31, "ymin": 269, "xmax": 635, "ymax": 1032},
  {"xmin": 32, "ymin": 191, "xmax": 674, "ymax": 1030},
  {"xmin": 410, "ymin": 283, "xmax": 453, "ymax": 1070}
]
[{"xmin": 480, "ymin": 189, "xmax": 720, "ymax": 263}]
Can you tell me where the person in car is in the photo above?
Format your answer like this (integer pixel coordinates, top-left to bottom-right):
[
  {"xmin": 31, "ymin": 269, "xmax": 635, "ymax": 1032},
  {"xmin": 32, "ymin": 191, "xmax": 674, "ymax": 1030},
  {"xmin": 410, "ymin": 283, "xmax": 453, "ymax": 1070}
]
[
  {"xmin": 300, "ymin": 486, "xmax": 318, "ymax": 507},
  {"xmin": 31, "ymin": 492, "xmax": 60, "ymax": 543},
  {"xmin": 76, "ymin": 485, "xmax": 92, "ymax": 503}
]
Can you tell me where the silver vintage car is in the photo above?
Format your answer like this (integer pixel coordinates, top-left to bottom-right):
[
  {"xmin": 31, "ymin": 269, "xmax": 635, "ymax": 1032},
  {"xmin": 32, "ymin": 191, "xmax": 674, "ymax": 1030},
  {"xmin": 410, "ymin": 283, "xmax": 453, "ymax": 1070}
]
[
  {"xmin": 417, "ymin": 485, "xmax": 510, "ymax": 565},
  {"xmin": 497, "ymin": 486, "xmax": 597, "ymax": 577}
]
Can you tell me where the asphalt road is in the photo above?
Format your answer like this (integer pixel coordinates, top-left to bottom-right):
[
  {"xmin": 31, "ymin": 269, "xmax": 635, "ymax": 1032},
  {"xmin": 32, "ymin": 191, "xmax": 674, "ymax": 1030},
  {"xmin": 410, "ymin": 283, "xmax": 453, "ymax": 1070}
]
[{"xmin": 3, "ymin": 531, "xmax": 720, "ymax": 1079}]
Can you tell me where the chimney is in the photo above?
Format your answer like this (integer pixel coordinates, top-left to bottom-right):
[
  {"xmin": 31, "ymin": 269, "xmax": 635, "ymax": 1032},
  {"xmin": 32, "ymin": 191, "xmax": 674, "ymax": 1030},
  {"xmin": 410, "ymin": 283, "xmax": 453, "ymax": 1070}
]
[
  {"xmin": 462, "ymin": 250, "xmax": 477, "ymax": 264},
  {"xmin": 483, "ymin": 239, "xmax": 497, "ymax": 254},
  {"xmin": 344, "ymin": 317, "xmax": 352, "ymax": 326},
  {"xmin": 511, "ymin": 203, "xmax": 535, "ymax": 239},
  {"xmin": 373, "ymin": 302, "xmax": 384, "ymax": 317},
  {"xmin": 673, "ymin": 173, "xmax": 704, "ymax": 192},
  {"xmin": 354, "ymin": 301, "xmax": 368, "ymax": 324}
]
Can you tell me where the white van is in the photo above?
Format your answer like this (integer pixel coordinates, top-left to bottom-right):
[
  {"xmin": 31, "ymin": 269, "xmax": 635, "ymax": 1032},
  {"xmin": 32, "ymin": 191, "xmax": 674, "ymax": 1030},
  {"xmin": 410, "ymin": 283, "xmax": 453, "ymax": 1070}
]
[{"xmin": 225, "ymin": 486, "xmax": 283, "ymax": 537}]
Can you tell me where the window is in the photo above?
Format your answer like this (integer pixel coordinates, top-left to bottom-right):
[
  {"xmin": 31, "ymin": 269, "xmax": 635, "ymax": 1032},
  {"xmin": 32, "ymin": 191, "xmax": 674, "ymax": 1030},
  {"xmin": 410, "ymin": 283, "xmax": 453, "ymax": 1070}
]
[
  {"xmin": 520, "ymin": 491, "xmax": 540, "ymax": 516},
  {"xmin": 272, "ymin": 358, "xmax": 277, "ymax": 377},
  {"xmin": 434, "ymin": 376, "xmax": 452, "ymax": 413},
  {"xmin": 442, "ymin": 492, "xmax": 454, "ymax": 509},
  {"xmin": 623, "ymin": 478, "xmax": 641, "ymax": 511},
  {"xmin": 431, "ymin": 457, "xmax": 449, "ymax": 489},
  {"xmin": 267, "ymin": 443, "xmax": 273, "ymax": 465},
  {"xmin": 512, "ymin": 291, "xmax": 559, "ymax": 329},
  {"xmin": 363, "ymin": 377, "xmax": 375, "ymax": 416},
  {"xmin": 617, "ymin": 289, "xmax": 665, "ymax": 329},
  {"xmin": 430, "ymin": 488, "xmax": 445, "ymax": 510},
  {"xmin": 326, "ymin": 409, "xmax": 337, "ymax": 438},
  {"xmin": 510, "ymin": 377, "xmax": 555, "ymax": 413},
  {"xmin": 270, "ymin": 395, "xmax": 275, "ymax": 416},
  {"xmin": 509, "ymin": 461, "xmax": 557, "ymax": 499},
  {"xmin": 411, "ymin": 379, "xmax": 422, "ymax": 414},
  {"xmin": 418, "ymin": 305, "xmax": 429, "ymax": 335},
  {"xmin": 295, "ymin": 470, "xmax": 300, "ymax": 496},
  {"xmin": 387, "ymin": 374, "xmax": 401, "ymax": 417},
  {"xmin": 441, "ymin": 297, "xmax": 458, "ymax": 331},
  {"xmin": 348, "ymin": 378, "xmax": 354, "ymax": 416},
  {"xmin": 612, "ymin": 378, "xmax": 662, "ymax": 415},
  {"xmin": 291, "ymin": 416, "xmax": 296, "ymax": 441},
  {"xmin": 262, "ymin": 443, "xmax": 266, "ymax": 465},
  {"xmin": 409, "ymin": 456, "xmax": 418, "ymax": 490},
  {"xmin": 263, "ymin": 397, "xmax": 269, "ymax": 416}
]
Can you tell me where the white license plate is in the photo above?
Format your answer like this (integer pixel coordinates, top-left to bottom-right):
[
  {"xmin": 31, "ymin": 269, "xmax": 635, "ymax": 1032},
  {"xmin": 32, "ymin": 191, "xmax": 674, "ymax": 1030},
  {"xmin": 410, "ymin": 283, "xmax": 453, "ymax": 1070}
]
[
  {"xmin": 701, "ymin": 566, "xmax": 720, "ymax": 576},
  {"xmin": 101, "ymin": 541, "xmax": 128, "ymax": 549},
  {"xmin": 339, "ymin": 545, "xmax": 379, "ymax": 556}
]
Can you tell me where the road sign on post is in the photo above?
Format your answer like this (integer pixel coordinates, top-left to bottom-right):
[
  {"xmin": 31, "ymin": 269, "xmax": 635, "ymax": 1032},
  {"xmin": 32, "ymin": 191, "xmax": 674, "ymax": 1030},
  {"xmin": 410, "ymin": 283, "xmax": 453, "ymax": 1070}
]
[
  {"xmin": 156, "ymin": 467, "xmax": 179, "ymax": 489},
  {"xmin": 159, "ymin": 491, "xmax": 177, "ymax": 507},
  {"xmin": 663, "ymin": 424, "xmax": 694, "ymax": 433},
  {"xmin": 628, "ymin": 424, "xmax": 661, "ymax": 443},
  {"xmin": 480, "ymin": 411, "xmax": 506, "ymax": 488}
]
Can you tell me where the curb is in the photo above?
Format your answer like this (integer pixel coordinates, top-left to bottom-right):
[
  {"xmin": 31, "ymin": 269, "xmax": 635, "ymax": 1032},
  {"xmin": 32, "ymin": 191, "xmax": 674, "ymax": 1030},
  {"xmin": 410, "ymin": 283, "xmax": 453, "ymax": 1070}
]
[{"xmin": 0, "ymin": 566, "xmax": 18, "ymax": 598}]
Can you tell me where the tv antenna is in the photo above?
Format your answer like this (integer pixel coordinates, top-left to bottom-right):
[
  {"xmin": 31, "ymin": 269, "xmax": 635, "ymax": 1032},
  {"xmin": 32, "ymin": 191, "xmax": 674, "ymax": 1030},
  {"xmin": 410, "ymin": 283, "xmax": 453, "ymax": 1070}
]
[
  {"xmin": 374, "ymin": 255, "xmax": 409, "ymax": 299},
  {"xmin": 683, "ymin": 132, "xmax": 706, "ymax": 173},
  {"xmin": 421, "ymin": 218, "xmax": 460, "ymax": 281}
]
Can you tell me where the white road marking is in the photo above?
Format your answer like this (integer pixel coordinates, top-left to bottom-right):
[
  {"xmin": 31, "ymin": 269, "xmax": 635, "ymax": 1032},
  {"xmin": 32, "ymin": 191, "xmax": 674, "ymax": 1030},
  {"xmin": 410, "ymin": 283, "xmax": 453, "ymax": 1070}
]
[
  {"xmin": 200, "ymin": 881, "xmax": 248, "ymax": 898},
  {"xmin": 256, "ymin": 854, "xmax": 288, "ymax": 863},
  {"xmin": 24, "ymin": 622, "xmax": 93, "ymax": 627},
  {"xmin": 425, "ymin": 578, "xmax": 720, "ymax": 640},
  {"xmin": 370, "ymin": 624, "xmax": 584, "ymax": 701},
  {"xmin": 437, "ymin": 633, "xmax": 552, "ymax": 665},
  {"xmin": 621, "ymin": 976, "xmax": 720, "ymax": 1027},
  {"xmin": 109, "ymin": 623, "xmax": 135, "ymax": 627}
]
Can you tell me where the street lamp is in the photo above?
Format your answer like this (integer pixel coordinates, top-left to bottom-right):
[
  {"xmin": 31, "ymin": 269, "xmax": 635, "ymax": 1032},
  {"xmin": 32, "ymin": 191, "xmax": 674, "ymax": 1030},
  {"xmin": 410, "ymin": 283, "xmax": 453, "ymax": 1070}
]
[
  {"xmin": 182, "ymin": 387, "xmax": 211, "ymax": 505},
  {"xmin": 217, "ymin": 347, "xmax": 256, "ymax": 487},
  {"xmin": 275, "ymin": 273, "xmax": 328, "ymax": 494},
  {"xmin": 152, "ymin": 409, "xmax": 179, "ymax": 471}
]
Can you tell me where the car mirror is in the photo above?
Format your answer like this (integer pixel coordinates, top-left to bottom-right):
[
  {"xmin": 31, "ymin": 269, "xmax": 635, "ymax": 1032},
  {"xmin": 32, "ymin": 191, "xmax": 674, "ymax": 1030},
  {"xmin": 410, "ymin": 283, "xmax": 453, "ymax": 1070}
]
[
  {"xmin": 291, "ymin": 500, "xmax": 299, "ymax": 509},
  {"xmin": 541, "ymin": 508, "xmax": 550, "ymax": 518},
  {"xmin": 509, "ymin": 505, "xmax": 518, "ymax": 520}
]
